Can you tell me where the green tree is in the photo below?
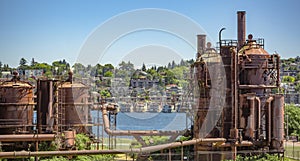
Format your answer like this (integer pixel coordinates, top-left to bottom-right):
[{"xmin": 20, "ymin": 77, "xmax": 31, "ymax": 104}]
[
  {"xmin": 170, "ymin": 66, "xmax": 189, "ymax": 87},
  {"xmin": 102, "ymin": 64, "xmax": 114, "ymax": 77},
  {"xmin": 142, "ymin": 63, "xmax": 146, "ymax": 71},
  {"xmin": 282, "ymin": 76, "xmax": 295, "ymax": 83},
  {"xmin": 34, "ymin": 63, "xmax": 52, "ymax": 73},
  {"xmin": 2, "ymin": 64, "xmax": 10, "ymax": 71},
  {"xmin": 296, "ymin": 73, "xmax": 300, "ymax": 81},
  {"xmin": 171, "ymin": 60, "xmax": 176, "ymax": 69},
  {"xmin": 167, "ymin": 62, "xmax": 171, "ymax": 69},
  {"xmin": 288, "ymin": 57, "xmax": 296, "ymax": 63},
  {"xmin": 164, "ymin": 69, "xmax": 176, "ymax": 85},
  {"xmin": 19, "ymin": 58, "xmax": 27, "ymax": 66},
  {"xmin": 31, "ymin": 58, "xmax": 37, "ymax": 67},
  {"xmin": 180, "ymin": 59, "xmax": 186, "ymax": 66},
  {"xmin": 146, "ymin": 68, "xmax": 160, "ymax": 80},
  {"xmin": 52, "ymin": 60, "xmax": 70, "ymax": 76},
  {"xmin": 100, "ymin": 90, "xmax": 111, "ymax": 98},
  {"xmin": 104, "ymin": 71, "xmax": 113, "ymax": 77},
  {"xmin": 286, "ymin": 104, "xmax": 300, "ymax": 136},
  {"xmin": 295, "ymin": 82, "xmax": 300, "ymax": 93},
  {"xmin": 72, "ymin": 63, "xmax": 85, "ymax": 76},
  {"xmin": 118, "ymin": 61, "xmax": 134, "ymax": 71},
  {"xmin": 104, "ymin": 63, "xmax": 114, "ymax": 70},
  {"xmin": 19, "ymin": 58, "xmax": 29, "ymax": 70}
]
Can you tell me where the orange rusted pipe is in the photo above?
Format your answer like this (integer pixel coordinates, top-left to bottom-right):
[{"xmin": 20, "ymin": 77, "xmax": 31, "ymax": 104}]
[
  {"xmin": 0, "ymin": 138, "xmax": 226, "ymax": 158},
  {"xmin": 0, "ymin": 134, "xmax": 56, "ymax": 142},
  {"xmin": 266, "ymin": 96, "xmax": 274, "ymax": 144}
]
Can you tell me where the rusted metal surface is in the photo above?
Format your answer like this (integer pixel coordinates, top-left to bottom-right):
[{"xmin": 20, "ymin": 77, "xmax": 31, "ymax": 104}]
[
  {"xmin": 0, "ymin": 134, "xmax": 56, "ymax": 142},
  {"xmin": 246, "ymin": 96, "xmax": 255, "ymax": 138},
  {"xmin": 266, "ymin": 96, "xmax": 274, "ymax": 144},
  {"xmin": 255, "ymin": 97, "xmax": 261, "ymax": 137},
  {"xmin": 193, "ymin": 11, "xmax": 283, "ymax": 160},
  {"xmin": 197, "ymin": 34, "xmax": 206, "ymax": 55},
  {"xmin": 37, "ymin": 80, "xmax": 57, "ymax": 133},
  {"xmin": 35, "ymin": 73, "xmax": 92, "ymax": 134},
  {"xmin": 272, "ymin": 94, "xmax": 284, "ymax": 150},
  {"xmin": 0, "ymin": 138, "xmax": 226, "ymax": 158},
  {"xmin": 237, "ymin": 11, "xmax": 246, "ymax": 50},
  {"xmin": 57, "ymin": 80, "xmax": 92, "ymax": 133},
  {"xmin": 64, "ymin": 130, "xmax": 76, "ymax": 148},
  {"xmin": 0, "ymin": 80, "xmax": 34, "ymax": 134},
  {"xmin": 0, "ymin": 81, "xmax": 34, "ymax": 104}
]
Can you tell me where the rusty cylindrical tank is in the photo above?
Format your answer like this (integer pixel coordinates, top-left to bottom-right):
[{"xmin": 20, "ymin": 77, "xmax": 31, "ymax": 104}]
[
  {"xmin": 0, "ymin": 81, "xmax": 34, "ymax": 134},
  {"xmin": 57, "ymin": 81, "xmax": 91, "ymax": 133},
  {"xmin": 238, "ymin": 34, "xmax": 270, "ymax": 95}
]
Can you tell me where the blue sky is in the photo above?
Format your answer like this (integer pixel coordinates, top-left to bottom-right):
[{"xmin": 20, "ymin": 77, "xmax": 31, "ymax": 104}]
[{"xmin": 0, "ymin": 0, "xmax": 299, "ymax": 68}]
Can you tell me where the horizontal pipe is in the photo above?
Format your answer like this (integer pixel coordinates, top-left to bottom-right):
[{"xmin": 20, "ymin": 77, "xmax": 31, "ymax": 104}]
[
  {"xmin": 0, "ymin": 134, "xmax": 56, "ymax": 142},
  {"xmin": 0, "ymin": 150, "xmax": 126, "ymax": 158},
  {"xmin": 217, "ymin": 141, "xmax": 253, "ymax": 148},
  {"xmin": 137, "ymin": 138, "xmax": 226, "ymax": 153},
  {"xmin": 0, "ymin": 138, "xmax": 226, "ymax": 158},
  {"xmin": 102, "ymin": 106, "xmax": 184, "ymax": 136},
  {"xmin": 238, "ymin": 85, "xmax": 277, "ymax": 89}
]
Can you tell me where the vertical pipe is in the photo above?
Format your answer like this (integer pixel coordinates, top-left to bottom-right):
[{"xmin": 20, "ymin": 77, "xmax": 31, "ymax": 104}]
[
  {"xmin": 266, "ymin": 96, "xmax": 274, "ymax": 145},
  {"xmin": 247, "ymin": 97, "xmax": 255, "ymax": 138},
  {"xmin": 233, "ymin": 48, "xmax": 238, "ymax": 130},
  {"xmin": 197, "ymin": 35, "xmax": 206, "ymax": 55},
  {"xmin": 231, "ymin": 47, "xmax": 238, "ymax": 160},
  {"xmin": 35, "ymin": 141, "xmax": 38, "ymax": 161},
  {"xmin": 276, "ymin": 55, "xmax": 280, "ymax": 87},
  {"xmin": 272, "ymin": 94, "xmax": 284, "ymax": 150},
  {"xmin": 237, "ymin": 11, "xmax": 246, "ymax": 50},
  {"xmin": 219, "ymin": 28, "xmax": 226, "ymax": 50},
  {"xmin": 255, "ymin": 97, "xmax": 261, "ymax": 138},
  {"xmin": 54, "ymin": 83, "xmax": 59, "ymax": 133},
  {"xmin": 181, "ymin": 145, "xmax": 183, "ymax": 161},
  {"xmin": 37, "ymin": 80, "xmax": 42, "ymax": 133},
  {"xmin": 231, "ymin": 48, "xmax": 235, "ymax": 131},
  {"xmin": 168, "ymin": 148, "xmax": 171, "ymax": 161},
  {"xmin": 97, "ymin": 107, "xmax": 100, "ymax": 150},
  {"xmin": 48, "ymin": 81, "xmax": 53, "ymax": 129},
  {"xmin": 239, "ymin": 95, "xmax": 245, "ymax": 128},
  {"xmin": 27, "ymin": 104, "xmax": 31, "ymax": 128}
]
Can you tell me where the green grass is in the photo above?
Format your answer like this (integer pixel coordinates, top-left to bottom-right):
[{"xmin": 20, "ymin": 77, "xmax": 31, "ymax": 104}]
[
  {"xmin": 91, "ymin": 137, "xmax": 134, "ymax": 150},
  {"xmin": 285, "ymin": 142, "xmax": 300, "ymax": 160}
]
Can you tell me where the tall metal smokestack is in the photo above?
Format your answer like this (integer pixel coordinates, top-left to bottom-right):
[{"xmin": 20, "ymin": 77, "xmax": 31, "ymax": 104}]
[
  {"xmin": 197, "ymin": 35, "xmax": 206, "ymax": 57},
  {"xmin": 237, "ymin": 11, "xmax": 246, "ymax": 50}
]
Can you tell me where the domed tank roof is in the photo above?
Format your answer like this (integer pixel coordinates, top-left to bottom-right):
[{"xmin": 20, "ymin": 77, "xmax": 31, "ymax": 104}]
[
  {"xmin": 202, "ymin": 42, "xmax": 222, "ymax": 63},
  {"xmin": 59, "ymin": 81, "xmax": 88, "ymax": 88},
  {"xmin": 238, "ymin": 34, "xmax": 269, "ymax": 56},
  {"xmin": 0, "ymin": 81, "xmax": 33, "ymax": 88}
]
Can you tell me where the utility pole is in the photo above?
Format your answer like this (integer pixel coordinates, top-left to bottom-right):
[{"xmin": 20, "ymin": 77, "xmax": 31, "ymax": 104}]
[{"xmin": 286, "ymin": 114, "xmax": 289, "ymax": 141}]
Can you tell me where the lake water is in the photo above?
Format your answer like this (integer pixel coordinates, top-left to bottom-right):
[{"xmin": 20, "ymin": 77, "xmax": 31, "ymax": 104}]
[
  {"xmin": 33, "ymin": 111, "xmax": 192, "ymax": 137},
  {"xmin": 91, "ymin": 111, "xmax": 192, "ymax": 137}
]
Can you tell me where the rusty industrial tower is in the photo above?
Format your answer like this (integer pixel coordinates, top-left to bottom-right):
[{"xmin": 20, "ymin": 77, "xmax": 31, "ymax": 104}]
[{"xmin": 192, "ymin": 11, "xmax": 284, "ymax": 160}]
